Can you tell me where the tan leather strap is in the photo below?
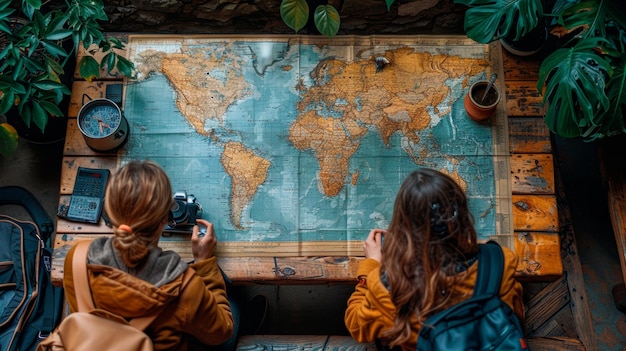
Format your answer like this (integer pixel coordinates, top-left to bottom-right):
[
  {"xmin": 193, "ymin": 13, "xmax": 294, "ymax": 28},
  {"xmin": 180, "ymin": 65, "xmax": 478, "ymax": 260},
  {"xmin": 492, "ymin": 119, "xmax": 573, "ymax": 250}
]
[
  {"xmin": 72, "ymin": 240, "xmax": 95, "ymax": 313},
  {"xmin": 71, "ymin": 240, "xmax": 195, "ymax": 331}
]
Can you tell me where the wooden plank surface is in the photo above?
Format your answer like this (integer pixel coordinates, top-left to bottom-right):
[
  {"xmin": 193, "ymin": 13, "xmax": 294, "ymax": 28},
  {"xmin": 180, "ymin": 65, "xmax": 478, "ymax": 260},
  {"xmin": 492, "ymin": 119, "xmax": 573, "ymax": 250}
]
[
  {"xmin": 504, "ymin": 81, "xmax": 545, "ymax": 116},
  {"xmin": 508, "ymin": 117, "xmax": 552, "ymax": 154},
  {"xmin": 51, "ymin": 230, "xmax": 563, "ymax": 284},
  {"xmin": 514, "ymin": 231, "xmax": 562, "ymax": 279},
  {"xmin": 502, "ymin": 51, "xmax": 541, "ymax": 80},
  {"xmin": 512, "ymin": 195, "xmax": 559, "ymax": 232},
  {"xmin": 510, "ymin": 154, "xmax": 555, "ymax": 194}
]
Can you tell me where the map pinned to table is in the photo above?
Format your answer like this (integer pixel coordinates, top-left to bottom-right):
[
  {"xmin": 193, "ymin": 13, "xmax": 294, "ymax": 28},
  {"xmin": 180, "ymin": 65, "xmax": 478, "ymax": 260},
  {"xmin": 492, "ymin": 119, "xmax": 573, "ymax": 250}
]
[{"xmin": 122, "ymin": 35, "xmax": 512, "ymax": 256}]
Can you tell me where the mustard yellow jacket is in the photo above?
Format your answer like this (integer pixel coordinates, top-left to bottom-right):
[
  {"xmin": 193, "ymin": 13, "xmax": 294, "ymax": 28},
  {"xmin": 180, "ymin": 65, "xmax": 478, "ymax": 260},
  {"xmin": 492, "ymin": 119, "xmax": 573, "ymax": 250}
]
[
  {"xmin": 344, "ymin": 246, "xmax": 524, "ymax": 351},
  {"xmin": 63, "ymin": 237, "xmax": 233, "ymax": 351}
]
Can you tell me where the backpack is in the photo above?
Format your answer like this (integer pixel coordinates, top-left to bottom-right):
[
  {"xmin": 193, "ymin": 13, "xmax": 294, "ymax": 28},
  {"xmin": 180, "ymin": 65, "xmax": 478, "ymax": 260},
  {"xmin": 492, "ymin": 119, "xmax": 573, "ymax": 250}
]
[
  {"xmin": 416, "ymin": 241, "xmax": 529, "ymax": 351},
  {"xmin": 37, "ymin": 240, "xmax": 193, "ymax": 351},
  {"xmin": 0, "ymin": 186, "xmax": 65, "ymax": 351}
]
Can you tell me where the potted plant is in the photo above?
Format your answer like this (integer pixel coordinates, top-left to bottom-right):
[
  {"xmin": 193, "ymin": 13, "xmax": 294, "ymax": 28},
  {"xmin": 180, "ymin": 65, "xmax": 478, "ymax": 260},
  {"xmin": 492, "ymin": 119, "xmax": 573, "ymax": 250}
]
[
  {"xmin": 454, "ymin": 0, "xmax": 626, "ymax": 140},
  {"xmin": 0, "ymin": 0, "xmax": 135, "ymax": 158}
]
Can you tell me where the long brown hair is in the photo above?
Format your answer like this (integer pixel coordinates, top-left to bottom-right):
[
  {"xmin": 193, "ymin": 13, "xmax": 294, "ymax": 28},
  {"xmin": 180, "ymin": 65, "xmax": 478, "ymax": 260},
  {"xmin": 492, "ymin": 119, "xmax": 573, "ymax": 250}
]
[
  {"xmin": 380, "ymin": 168, "xmax": 478, "ymax": 346},
  {"xmin": 104, "ymin": 160, "xmax": 174, "ymax": 268}
]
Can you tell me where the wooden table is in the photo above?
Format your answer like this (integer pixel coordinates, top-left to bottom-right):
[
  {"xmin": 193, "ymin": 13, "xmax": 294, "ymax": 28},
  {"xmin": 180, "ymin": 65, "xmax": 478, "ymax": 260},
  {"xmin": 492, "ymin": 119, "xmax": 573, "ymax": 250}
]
[{"xmin": 51, "ymin": 43, "xmax": 562, "ymax": 286}]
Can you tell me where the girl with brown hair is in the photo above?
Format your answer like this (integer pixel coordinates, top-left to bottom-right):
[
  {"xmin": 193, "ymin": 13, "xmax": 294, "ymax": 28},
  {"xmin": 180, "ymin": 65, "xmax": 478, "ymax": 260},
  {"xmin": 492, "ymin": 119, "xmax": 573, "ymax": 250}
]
[
  {"xmin": 62, "ymin": 160, "xmax": 235, "ymax": 350},
  {"xmin": 344, "ymin": 168, "xmax": 524, "ymax": 350}
]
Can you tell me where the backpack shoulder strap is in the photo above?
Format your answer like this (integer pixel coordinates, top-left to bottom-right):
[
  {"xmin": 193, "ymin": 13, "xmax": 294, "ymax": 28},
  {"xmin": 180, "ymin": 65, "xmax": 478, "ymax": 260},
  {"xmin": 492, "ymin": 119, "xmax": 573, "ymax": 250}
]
[
  {"xmin": 0, "ymin": 186, "xmax": 54, "ymax": 240},
  {"xmin": 473, "ymin": 241, "xmax": 504, "ymax": 296},
  {"xmin": 72, "ymin": 241, "xmax": 96, "ymax": 312}
]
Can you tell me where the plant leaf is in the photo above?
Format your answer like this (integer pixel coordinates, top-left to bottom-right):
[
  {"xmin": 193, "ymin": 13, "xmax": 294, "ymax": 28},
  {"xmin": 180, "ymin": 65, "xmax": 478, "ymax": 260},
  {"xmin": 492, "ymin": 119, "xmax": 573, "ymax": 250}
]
[
  {"xmin": 32, "ymin": 80, "xmax": 67, "ymax": 91},
  {"xmin": 24, "ymin": 0, "xmax": 42, "ymax": 10},
  {"xmin": 21, "ymin": 3, "xmax": 36, "ymax": 20},
  {"xmin": 102, "ymin": 51, "xmax": 116, "ymax": 72},
  {"xmin": 0, "ymin": 90, "xmax": 14, "ymax": 114},
  {"xmin": 40, "ymin": 100, "xmax": 64, "ymax": 117},
  {"xmin": 538, "ymin": 37, "xmax": 614, "ymax": 138},
  {"xmin": 385, "ymin": 0, "xmax": 396, "ymax": 11},
  {"xmin": 454, "ymin": 0, "xmax": 543, "ymax": 43},
  {"xmin": 115, "ymin": 55, "xmax": 135, "ymax": 78},
  {"xmin": 45, "ymin": 29, "xmax": 72, "ymax": 41},
  {"xmin": 30, "ymin": 100, "xmax": 48, "ymax": 132},
  {"xmin": 314, "ymin": 5, "xmax": 340, "ymax": 38},
  {"xmin": 79, "ymin": 56, "xmax": 100, "ymax": 82},
  {"xmin": 21, "ymin": 104, "xmax": 32, "ymax": 128},
  {"xmin": 596, "ymin": 61, "xmax": 626, "ymax": 138},
  {"xmin": 280, "ymin": 0, "xmax": 309, "ymax": 33},
  {"xmin": 40, "ymin": 40, "xmax": 69, "ymax": 58},
  {"xmin": 0, "ymin": 123, "xmax": 18, "ymax": 159}
]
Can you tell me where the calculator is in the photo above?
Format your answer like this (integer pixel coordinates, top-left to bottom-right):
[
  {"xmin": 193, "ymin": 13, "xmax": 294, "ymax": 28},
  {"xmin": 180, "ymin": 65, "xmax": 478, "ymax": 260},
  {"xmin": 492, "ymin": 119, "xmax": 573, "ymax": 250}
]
[{"xmin": 66, "ymin": 167, "xmax": 110, "ymax": 223}]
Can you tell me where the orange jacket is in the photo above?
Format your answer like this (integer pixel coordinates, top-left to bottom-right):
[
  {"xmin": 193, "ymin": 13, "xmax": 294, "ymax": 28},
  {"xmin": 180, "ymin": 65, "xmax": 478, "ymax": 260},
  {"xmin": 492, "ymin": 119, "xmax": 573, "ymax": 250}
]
[
  {"xmin": 344, "ymin": 246, "xmax": 524, "ymax": 351},
  {"xmin": 63, "ymin": 238, "xmax": 233, "ymax": 351}
]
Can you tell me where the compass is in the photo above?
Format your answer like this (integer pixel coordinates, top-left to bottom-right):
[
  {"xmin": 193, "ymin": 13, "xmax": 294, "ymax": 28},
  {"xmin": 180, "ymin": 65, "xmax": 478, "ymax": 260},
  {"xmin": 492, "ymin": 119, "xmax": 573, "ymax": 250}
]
[{"xmin": 77, "ymin": 98, "xmax": 129, "ymax": 151}]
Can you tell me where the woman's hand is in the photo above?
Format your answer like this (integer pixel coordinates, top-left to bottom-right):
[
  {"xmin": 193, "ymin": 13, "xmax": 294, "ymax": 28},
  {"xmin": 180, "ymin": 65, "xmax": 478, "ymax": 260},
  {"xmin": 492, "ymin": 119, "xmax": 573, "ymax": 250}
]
[
  {"xmin": 363, "ymin": 229, "xmax": 386, "ymax": 262},
  {"xmin": 191, "ymin": 219, "xmax": 217, "ymax": 262}
]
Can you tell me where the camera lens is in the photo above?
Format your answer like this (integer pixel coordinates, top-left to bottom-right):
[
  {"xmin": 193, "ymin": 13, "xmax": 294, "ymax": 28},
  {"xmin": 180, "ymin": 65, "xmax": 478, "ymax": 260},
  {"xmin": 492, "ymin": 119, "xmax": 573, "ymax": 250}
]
[{"xmin": 170, "ymin": 199, "xmax": 189, "ymax": 224}]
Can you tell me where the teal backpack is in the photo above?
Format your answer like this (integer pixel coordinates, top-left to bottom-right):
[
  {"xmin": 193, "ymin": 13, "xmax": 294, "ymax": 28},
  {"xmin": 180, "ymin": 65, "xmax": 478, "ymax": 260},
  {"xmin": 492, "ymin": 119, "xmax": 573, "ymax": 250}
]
[
  {"xmin": 416, "ymin": 241, "xmax": 529, "ymax": 351},
  {"xmin": 0, "ymin": 186, "xmax": 64, "ymax": 351}
]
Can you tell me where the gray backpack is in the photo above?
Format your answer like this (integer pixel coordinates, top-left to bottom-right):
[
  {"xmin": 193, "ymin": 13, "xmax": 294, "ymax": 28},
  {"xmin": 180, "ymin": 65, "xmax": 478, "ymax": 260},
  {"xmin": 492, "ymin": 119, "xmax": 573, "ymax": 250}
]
[{"xmin": 0, "ymin": 186, "xmax": 64, "ymax": 351}]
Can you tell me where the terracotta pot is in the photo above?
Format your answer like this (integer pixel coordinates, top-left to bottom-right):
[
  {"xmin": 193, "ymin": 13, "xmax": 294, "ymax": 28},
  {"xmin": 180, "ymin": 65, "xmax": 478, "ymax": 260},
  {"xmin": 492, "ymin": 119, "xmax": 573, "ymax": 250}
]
[{"xmin": 464, "ymin": 80, "xmax": 500, "ymax": 122}]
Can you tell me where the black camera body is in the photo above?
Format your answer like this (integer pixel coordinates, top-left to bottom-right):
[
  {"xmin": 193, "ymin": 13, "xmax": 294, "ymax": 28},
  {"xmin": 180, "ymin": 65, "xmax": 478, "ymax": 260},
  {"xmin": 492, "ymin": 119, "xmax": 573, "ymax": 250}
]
[{"xmin": 164, "ymin": 190, "xmax": 202, "ymax": 233}]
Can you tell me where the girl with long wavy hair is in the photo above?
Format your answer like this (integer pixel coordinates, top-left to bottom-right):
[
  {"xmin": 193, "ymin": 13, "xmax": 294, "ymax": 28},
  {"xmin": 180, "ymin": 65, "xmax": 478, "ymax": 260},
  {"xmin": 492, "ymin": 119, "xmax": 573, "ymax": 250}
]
[{"xmin": 344, "ymin": 168, "xmax": 524, "ymax": 350}]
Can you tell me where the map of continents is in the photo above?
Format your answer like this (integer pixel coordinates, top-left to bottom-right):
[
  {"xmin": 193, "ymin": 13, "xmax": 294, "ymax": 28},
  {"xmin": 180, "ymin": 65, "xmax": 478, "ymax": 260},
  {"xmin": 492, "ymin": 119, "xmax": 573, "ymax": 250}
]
[{"xmin": 122, "ymin": 36, "xmax": 506, "ymax": 251}]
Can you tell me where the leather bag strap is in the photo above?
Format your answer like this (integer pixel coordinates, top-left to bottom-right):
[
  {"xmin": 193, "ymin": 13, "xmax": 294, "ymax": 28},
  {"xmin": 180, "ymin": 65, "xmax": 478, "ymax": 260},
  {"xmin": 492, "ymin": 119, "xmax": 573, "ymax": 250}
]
[{"xmin": 72, "ymin": 240, "xmax": 96, "ymax": 312}]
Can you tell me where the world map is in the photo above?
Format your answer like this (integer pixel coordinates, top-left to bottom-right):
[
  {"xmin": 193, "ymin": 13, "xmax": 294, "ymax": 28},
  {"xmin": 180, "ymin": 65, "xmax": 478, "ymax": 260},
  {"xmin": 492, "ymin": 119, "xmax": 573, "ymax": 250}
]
[{"xmin": 121, "ymin": 36, "xmax": 510, "ymax": 255}]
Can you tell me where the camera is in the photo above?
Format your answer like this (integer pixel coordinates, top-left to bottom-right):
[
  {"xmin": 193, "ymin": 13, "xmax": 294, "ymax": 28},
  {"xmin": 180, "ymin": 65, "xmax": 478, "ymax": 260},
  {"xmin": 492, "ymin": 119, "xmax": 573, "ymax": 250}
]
[{"xmin": 165, "ymin": 190, "xmax": 202, "ymax": 233}]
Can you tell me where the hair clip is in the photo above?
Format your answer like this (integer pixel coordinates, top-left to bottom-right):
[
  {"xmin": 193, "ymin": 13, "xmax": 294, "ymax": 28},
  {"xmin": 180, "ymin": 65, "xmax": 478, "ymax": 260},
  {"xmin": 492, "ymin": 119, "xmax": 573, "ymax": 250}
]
[{"xmin": 430, "ymin": 203, "xmax": 458, "ymax": 237}]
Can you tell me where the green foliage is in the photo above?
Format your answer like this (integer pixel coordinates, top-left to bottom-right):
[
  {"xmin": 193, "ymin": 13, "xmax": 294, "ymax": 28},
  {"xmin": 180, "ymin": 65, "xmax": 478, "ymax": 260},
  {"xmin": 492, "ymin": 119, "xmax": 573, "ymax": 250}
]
[
  {"xmin": 0, "ymin": 0, "xmax": 136, "ymax": 158},
  {"xmin": 280, "ymin": 0, "xmax": 340, "ymax": 37},
  {"xmin": 280, "ymin": 0, "xmax": 309, "ymax": 33},
  {"xmin": 538, "ymin": 38, "xmax": 613, "ymax": 138},
  {"xmin": 314, "ymin": 5, "xmax": 340, "ymax": 37},
  {"xmin": 0, "ymin": 123, "xmax": 18, "ymax": 159},
  {"xmin": 455, "ymin": 0, "xmax": 626, "ymax": 140},
  {"xmin": 454, "ymin": 0, "xmax": 544, "ymax": 43},
  {"xmin": 538, "ymin": 0, "xmax": 626, "ymax": 139}
]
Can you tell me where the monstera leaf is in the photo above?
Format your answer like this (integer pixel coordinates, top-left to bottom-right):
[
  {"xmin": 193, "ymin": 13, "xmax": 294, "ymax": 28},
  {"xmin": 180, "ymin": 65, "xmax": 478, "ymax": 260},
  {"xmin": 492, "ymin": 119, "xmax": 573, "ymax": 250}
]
[
  {"xmin": 537, "ymin": 37, "xmax": 614, "ymax": 138},
  {"xmin": 454, "ymin": 0, "xmax": 544, "ymax": 43}
]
